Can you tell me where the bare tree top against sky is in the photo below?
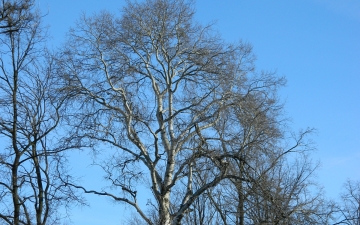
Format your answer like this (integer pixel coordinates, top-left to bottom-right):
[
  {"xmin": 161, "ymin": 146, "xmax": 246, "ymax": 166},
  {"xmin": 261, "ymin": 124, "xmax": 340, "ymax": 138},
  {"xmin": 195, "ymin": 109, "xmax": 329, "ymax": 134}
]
[
  {"xmin": 0, "ymin": 0, "xmax": 359, "ymax": 224},
  {"xmin": 54, "ymin": 0, "xmax": 333, "ymax": 224}
]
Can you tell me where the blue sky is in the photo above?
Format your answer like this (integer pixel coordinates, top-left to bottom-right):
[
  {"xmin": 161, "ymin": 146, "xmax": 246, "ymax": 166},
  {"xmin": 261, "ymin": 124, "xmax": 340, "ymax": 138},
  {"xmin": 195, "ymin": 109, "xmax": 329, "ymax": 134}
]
[{"xmin": 37, "ymin": 0, "xmax": 360, "ymax": 224}]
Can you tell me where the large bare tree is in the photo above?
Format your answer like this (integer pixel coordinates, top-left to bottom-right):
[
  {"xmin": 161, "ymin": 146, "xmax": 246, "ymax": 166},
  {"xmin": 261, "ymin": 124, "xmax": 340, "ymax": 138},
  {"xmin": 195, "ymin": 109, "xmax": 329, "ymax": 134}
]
[
  {"xmin": 57, "ymin": 0, "xmax": 316, "ymax": 224},
  {"xmin": 0, "ymin": 1, "xmax": 81, "ymax": 224}
]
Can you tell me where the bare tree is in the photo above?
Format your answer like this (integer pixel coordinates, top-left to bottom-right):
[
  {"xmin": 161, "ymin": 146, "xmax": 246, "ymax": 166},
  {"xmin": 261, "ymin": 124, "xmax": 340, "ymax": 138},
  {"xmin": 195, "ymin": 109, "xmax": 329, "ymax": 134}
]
[
  {"xmin": 182, "ymin": 96, "xmax": 336, "ymax": 225},
  {"xmin": 0, "ymin": 1, "xmax": 81, "ymax": 224},
  {"xmin": 244, "ymin": 154, "xmax": 337, "ymax": 225},
  {"xmin": 57, "ymin": 0, "xmax": 316, "ymax": 224},
  {"xmin": 335, "ymin": 180, "xmax": 360, "ymax": 225}
]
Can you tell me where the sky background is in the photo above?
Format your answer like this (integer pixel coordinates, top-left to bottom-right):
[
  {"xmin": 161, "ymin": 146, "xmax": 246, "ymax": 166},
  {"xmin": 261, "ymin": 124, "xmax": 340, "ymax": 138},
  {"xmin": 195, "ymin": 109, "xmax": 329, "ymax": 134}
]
[{"xmin": 36, "ymin": 0, "xmax": 360, "ymax": 224}]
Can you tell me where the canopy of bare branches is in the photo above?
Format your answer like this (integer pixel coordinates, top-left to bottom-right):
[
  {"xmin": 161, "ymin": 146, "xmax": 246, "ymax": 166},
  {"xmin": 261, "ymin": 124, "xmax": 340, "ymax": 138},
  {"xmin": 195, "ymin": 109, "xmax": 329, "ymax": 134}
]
[
  {"xmin": 55, "ymin": 0, "xmax": 335, "ymax": 224},
  {"xmin": 0, "ymin": 0, "xmax": 358, "ymax": 225}
]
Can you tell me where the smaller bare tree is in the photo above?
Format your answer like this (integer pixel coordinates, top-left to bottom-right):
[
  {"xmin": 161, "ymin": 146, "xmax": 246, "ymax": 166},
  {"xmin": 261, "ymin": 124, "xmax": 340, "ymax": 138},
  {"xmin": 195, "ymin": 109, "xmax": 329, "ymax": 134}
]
[
  {"xmin": 244, "ymin": 154, "xmax": 336, "ymax": 225},
  {"xmin": 336, "ymin": 180, "xmax": 360, "ymax": 225},
  {"xmin": 0, "ymin": 1, "xmax": 82, "ymax": 224}
]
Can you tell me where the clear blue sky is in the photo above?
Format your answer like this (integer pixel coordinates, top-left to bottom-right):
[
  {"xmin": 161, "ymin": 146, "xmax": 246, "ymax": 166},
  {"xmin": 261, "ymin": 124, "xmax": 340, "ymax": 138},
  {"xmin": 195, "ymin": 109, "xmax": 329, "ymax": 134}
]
[{"xmin": 37, "ymin": 0, "xmax": 360, "ymax": 224}]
